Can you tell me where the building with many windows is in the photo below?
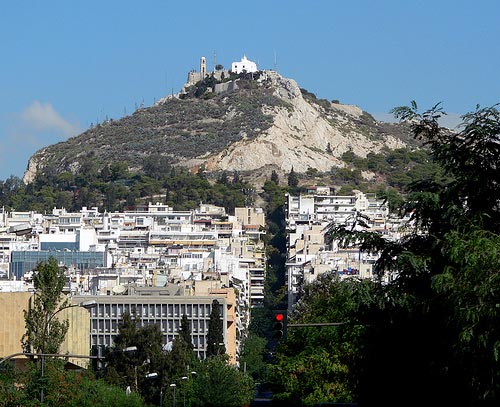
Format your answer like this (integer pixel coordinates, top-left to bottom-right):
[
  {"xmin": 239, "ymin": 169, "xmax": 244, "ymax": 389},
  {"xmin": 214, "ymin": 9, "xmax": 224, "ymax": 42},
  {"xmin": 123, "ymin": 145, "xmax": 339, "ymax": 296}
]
[
  {"xmin": 0, "ymin": 203, "xmax": 265, "ymax": 365},
  {"xmin": 74, "ymin": 283, "xmax": 238, "ymax": 363},
  {"xmin": 285, "ymin": 188, "xmax": 407, "ymax": 308}
]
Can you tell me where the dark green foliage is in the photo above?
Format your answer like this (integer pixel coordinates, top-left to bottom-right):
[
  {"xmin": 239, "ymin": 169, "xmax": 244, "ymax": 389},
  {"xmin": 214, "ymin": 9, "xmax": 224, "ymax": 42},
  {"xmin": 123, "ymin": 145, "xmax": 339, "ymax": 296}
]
[
  {"xmin": 0, "ymin": 362, "xmax": 147, "ymax": 407},
  {"xmin": 326, "ymin": 103, "xmax": 500, "ymax": 406},
  {"xmin": 206, "ymin": 300, "xmax": 225, "ymax": 357},
  {"xmin": 270, "ymin": 170, "xmax": 280, "ymax": 184},
  {"xmin": 190, "ymin": 355, "xmax": 255, "ymax": 407},
  {"xmin": 170, "ymin": 314, "xmax": 196, "ymax": 375},
  {"xmin": 239, "ymin": 333, "xmax": 268, "ymax": 381},
  {"xmin": 271, "ymin": 274, "xmax": 375, "ymax": 406},
  {"xmin": 287, "ymin": 167, "xmax": 299, "ymax": 189},
  {"xmin": 0, "ymin": 164, "xmax": 253, "ymax": 214},
  {"xmin": 103, "ymin": 312, "xmax": 169, "ymax": 404}
]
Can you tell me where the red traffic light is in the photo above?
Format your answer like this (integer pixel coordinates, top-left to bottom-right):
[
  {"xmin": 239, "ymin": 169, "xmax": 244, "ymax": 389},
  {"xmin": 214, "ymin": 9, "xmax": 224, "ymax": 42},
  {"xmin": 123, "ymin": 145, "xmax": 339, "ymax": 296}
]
[{"xmin": 275, "ymin": 313, "xmax": 284, "ymax": 322}]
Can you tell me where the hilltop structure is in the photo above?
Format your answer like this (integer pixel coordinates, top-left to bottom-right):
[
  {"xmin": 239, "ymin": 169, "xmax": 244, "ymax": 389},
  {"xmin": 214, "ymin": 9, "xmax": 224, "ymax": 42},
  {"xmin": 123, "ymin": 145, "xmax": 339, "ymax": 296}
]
[
  {"xmin": 23, "ymin": 56, "xmax": 410, "ymax": 184},
  {"xmin": 231, "ymin": 55, "xmax": 258, "ymax": 74}
]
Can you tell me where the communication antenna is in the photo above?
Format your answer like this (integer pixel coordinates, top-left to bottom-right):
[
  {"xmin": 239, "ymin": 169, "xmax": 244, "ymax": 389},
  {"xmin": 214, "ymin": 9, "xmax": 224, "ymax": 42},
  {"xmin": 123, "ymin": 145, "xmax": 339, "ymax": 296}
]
[
  {"xmin": 274, "ymin": 50, "xmax": 277, "ymax": 71},
  {"xmin": 213, "ymin": 50, "xmax": 217, "ymax": 71}
]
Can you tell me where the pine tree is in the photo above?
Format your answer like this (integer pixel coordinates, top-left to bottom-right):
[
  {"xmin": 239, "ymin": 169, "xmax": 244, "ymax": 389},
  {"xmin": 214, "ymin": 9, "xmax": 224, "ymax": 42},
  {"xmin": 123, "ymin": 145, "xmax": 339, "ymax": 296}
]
[
  {"xmin": 270, "ymin": 170, "xmax": 279, "ymax": 184},
  {"xmin": 206, "ymin": 300, "xmax": 225, "ymax": 357},
  {"xmin": 287, "ymin": 167, "xmax": 299, "ymax": 188},
  {"xmin": 170, "ymin": 314, "xmax": 195, "ymax": 374}
]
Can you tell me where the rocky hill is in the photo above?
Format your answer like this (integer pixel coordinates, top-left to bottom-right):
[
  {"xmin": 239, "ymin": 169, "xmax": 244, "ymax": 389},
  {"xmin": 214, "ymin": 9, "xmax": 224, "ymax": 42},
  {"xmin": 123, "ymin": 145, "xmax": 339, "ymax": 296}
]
[{"xmin": 23, "ymin": 71, "xmax": 413, "ymax": 183}]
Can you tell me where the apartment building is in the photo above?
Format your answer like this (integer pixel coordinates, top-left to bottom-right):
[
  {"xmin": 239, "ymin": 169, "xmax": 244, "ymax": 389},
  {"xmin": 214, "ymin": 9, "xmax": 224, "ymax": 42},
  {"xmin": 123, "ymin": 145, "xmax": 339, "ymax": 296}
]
[
  {"xmin": 285, "ymin": 188, "xmax": 404, "ymax": 308},
  {"xmin": 0, "ymin": 203, "xmax": 265, "ymax": 365}
]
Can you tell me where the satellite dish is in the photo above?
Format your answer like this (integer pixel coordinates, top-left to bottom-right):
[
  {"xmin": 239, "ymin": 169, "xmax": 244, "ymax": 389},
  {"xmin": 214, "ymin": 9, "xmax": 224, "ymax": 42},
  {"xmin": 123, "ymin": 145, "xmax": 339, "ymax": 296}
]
[{"xmin": 112, "ymin": 285, "xmax": 127, "ymax": 295}]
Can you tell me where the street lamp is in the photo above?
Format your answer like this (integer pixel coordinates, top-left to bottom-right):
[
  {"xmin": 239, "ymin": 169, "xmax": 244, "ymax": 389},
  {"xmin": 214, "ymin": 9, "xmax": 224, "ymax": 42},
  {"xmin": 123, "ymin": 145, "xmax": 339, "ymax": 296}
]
[
  {"xmin": 182, "ymin": 371, "xmax": 196, "ymax": 407},
  {"xmin": 170, "ymin": 383, "xmax": 177, "ymax": 407},
  {"xmin": 40, "ymin": 299, "xmax": 97, "ymax": 403},
  {"xmin": 181, "ymin": 376, "xmax": 187, "ymax": 407},
  {"xmin": 45, "ymin": 300, "xmax": 97, "ymax": 338},
  {"xmin": 145, "ymin": 372, "xmax": 163, "ymax": 406}
]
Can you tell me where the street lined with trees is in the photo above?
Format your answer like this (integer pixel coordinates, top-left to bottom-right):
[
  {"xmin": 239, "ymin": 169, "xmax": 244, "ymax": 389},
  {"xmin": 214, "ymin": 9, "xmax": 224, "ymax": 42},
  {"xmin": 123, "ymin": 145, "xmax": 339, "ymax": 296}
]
[{"xmin": 270, "ymin": 103, "xmax": 500, "ymax": 406}]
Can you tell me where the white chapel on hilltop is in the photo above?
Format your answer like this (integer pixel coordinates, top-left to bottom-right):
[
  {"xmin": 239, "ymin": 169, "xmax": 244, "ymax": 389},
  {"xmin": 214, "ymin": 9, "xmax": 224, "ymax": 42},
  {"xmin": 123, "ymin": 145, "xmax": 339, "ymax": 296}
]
[{"xmin": 231, "ymin": 55, "xmax": 258, "ymax": 74}]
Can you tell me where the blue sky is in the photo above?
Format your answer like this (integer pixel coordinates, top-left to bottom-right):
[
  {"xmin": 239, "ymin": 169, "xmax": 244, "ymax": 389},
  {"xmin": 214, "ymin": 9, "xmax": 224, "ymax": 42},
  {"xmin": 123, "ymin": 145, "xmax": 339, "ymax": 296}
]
[{"xmin": 1, "ymin": 0, "xmax": 499, "ymax": 180}]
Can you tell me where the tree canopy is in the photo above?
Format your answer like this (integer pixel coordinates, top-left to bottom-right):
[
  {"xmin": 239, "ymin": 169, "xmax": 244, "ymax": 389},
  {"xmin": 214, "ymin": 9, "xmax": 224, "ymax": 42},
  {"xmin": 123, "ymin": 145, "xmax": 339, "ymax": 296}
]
[
  {"xmin": 21, "ymin": 257, "xmax": 69, "ymax": 355},
  {"xmin": 273, "ymin": 103, "xmax": 500, "ymax": 406}
]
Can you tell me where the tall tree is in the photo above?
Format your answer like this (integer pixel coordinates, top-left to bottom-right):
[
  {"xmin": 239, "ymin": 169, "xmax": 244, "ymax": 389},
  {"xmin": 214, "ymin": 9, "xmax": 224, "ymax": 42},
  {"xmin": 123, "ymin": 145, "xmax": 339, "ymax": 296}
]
[
  {"xmin": 170, "ymin": 314, "xmax": 196, "ymax": 375},
  {"xmin": 206, "ymin": 300, "xmax": 225, "ymax": 357},
  {"xmin": 21, "ymin": 257, "xmax": 69, "ymax": 355},
  {"xmin": 104, "ymin": 313, "xmax": 169, "ymax": 405},
  {"xmin": 327, "ymin": 103, "xmax": 500, "ymax": 406},
  {"xmin": 287, "ymin": 167, "xmax": 298, "ymax": 188},
  {"xmin": 270, "ymin": 170, "xmax": 280, "ymax": 184}
]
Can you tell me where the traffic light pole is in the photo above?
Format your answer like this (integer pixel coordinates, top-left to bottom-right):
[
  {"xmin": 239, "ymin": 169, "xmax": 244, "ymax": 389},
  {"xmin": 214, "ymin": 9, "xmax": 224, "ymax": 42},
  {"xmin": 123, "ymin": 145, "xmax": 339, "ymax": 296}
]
[{"xmin": 287, "ymin": 322, "xmax": 345, "ymax": 327}]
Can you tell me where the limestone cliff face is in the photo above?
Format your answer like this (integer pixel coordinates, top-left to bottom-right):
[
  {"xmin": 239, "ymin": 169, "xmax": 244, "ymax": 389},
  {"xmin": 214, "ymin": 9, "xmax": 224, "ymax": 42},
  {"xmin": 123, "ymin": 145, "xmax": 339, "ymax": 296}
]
[
  {"xmin": 23, "ymin": 71, "xmax": 410, "ymax": 183},
  {"xmin": 205, "ymin": 71, "xmax": 404, "ymax": 174}
]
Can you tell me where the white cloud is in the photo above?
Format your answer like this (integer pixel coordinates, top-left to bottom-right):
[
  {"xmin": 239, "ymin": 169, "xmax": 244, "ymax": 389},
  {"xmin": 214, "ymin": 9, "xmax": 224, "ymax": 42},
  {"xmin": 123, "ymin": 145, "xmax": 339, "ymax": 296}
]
[{"xmin": 21, "ymin": 101, "xmax": 80, "ymax": 138}]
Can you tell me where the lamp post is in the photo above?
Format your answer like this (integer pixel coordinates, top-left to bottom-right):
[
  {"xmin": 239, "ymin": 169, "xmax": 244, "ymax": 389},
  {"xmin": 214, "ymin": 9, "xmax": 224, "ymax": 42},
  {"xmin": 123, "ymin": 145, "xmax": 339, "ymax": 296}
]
[
  {"xmin": 183, "ymin": 371, "xmax": 196, "ymax": 407},
  {"xmin": 40, "ymin": 300, "xmax": 97, "ymax": 403},
  {"xmin": 213, "ymin": 342, "xmax": 225, "ymax": 356},
  {"xmin": 145, "ymin": 372, "xmax": 163, "ymax": 406},
  {"xmin": 181, "ymin": 376, "xmax": 187, "ymax": 407},
  {"xmin": 170, "ymin": 383, "xmax": 177, "ymax": 407}
]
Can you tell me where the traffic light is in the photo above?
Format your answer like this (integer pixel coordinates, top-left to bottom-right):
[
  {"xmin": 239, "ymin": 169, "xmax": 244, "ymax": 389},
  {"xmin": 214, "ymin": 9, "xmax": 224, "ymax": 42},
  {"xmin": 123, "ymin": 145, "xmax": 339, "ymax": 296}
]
[{"xmin": 272, "ymin": 311, "xmax": 287, "ymax": 341}]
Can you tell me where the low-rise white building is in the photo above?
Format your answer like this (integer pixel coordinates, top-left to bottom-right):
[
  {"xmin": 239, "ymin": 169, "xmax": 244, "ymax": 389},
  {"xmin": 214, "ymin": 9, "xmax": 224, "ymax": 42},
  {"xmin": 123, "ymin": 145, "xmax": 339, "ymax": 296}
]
[{"xmin": 231, "ymin": 55, "xmax": 258, "ymax": 74}]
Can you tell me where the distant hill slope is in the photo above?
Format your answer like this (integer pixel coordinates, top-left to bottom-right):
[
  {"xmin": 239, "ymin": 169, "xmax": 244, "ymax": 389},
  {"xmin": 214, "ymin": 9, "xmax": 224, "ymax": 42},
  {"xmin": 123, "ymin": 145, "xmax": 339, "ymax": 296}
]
[{"xmin": 23, "ymin": 71, "xmax": 413, "ymax": 183}]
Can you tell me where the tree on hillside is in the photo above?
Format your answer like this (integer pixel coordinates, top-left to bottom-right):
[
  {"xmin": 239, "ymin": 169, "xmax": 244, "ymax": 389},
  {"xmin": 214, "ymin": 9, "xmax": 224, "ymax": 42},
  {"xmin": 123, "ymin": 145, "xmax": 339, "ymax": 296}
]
[
  {"xmin": 21, "ymin": 257, "xmax": 69, "ymax": 355},
  {"xmin": 287, "ymin": 167, "xmax": 298, "ymax": 189},
  {"xmin": 270, "ymin": 170, "xmax": 280, "ymax": 184}
]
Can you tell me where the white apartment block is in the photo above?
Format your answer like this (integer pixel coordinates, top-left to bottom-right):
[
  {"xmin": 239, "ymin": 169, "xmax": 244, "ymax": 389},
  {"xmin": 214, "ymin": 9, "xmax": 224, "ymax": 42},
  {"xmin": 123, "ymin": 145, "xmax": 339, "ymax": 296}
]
[
  {"xmin": 0, "ymin": 203, "xmax": 266, "ymax": 363},
  {"xmin": 286, "ymin": 188, "xmax": 408, "ymax": 308}
]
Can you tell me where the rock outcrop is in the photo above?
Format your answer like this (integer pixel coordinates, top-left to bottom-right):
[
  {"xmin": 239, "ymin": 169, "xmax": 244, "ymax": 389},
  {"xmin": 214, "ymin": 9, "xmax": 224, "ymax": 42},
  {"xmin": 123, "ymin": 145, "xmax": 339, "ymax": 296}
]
[{"xmin": 23, "ymin": 71, "xmax": 410, "ymax": 183}]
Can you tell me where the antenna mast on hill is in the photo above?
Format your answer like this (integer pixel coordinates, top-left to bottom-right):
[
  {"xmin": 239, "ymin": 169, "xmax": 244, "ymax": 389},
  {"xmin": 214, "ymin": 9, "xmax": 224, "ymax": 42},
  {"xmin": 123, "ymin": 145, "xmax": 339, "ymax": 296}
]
[
  {"xmin": 213, "ymin": 50, "xmax": 217, "ymax": 72},
  {"xmin": 274, "ymin": 50, "xmax": 277, "ymax": 71}
]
